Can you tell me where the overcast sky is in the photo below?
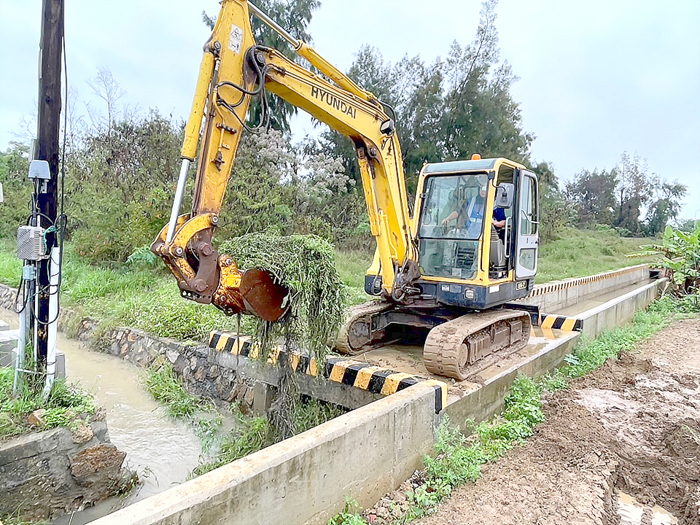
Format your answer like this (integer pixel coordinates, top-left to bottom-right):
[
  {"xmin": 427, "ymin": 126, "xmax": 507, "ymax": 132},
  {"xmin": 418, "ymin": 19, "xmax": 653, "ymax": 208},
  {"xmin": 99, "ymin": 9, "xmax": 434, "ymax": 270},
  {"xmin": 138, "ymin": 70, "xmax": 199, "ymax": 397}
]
[{"xmin": 1, "ymin": 0, "xmax": 698, "ymax": 218}]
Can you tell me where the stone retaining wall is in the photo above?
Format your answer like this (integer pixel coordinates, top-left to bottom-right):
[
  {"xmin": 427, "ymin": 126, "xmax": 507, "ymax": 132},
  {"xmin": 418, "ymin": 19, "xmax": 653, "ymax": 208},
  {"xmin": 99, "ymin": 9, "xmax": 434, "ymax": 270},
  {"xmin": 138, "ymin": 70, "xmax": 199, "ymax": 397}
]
[
  {"xmin": 0, "ymin": 283, "xmax": 259, "ymax": 412},
  {"xmin": 0, "ymin": 411, "xmax": 135, "ymax": 521}
]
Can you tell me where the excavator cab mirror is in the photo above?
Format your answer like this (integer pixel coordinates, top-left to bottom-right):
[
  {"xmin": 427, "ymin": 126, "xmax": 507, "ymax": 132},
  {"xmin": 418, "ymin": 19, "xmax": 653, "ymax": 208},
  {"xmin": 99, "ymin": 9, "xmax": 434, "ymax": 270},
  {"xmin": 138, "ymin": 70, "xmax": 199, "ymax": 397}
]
[{"xmin": 495, "ymin": 183, "xmax": 514, "ymax": 208}]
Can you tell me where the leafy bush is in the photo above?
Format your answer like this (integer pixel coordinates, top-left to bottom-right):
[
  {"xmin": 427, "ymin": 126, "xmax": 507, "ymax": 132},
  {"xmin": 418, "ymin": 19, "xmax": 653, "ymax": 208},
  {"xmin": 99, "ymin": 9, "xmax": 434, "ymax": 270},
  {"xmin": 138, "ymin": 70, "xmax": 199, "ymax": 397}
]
[
  {"xmin": 643, "ymin": 223, "xmax": 700, "ymax": 298},
  {"xmin": 0, "ymin": 144, "xmax": 32, "ymax": 240}
]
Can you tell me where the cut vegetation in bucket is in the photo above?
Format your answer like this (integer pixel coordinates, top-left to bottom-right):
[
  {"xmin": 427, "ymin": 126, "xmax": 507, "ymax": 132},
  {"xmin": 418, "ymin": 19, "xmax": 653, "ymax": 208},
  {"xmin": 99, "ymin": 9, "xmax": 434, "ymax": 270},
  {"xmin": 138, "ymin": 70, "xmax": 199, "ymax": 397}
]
[{"xmin": 219, "ymin": 233, "xmax": 347, "ymax": 362}]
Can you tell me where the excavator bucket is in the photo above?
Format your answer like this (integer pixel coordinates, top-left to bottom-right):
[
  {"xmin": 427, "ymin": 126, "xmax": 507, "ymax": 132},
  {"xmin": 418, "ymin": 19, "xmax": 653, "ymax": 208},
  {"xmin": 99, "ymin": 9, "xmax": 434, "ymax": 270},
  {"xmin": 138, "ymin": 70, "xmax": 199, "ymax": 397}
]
[{"xmin": 240, "ymin": 268, "xmax": 289, "ymax": 322}]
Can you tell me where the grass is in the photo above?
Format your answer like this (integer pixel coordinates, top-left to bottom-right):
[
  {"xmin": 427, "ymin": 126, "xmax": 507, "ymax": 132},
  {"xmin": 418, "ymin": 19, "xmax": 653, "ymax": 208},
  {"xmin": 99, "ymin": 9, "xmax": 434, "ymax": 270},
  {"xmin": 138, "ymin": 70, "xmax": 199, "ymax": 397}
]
[
  {"xmin": 334, "ymin": 249, "xmax": 373, "ymax": 306},
  {"xmin": 328, "ymin": 295, "xmax": 692, "ymax": 524},
  {"xmin": 536, "ymin": 226, "xmax": 657, "ymax": 283},
  {"xmin": 145, "ymin": 359, "xmax": 210, "ymax": 419},
  {"xmin": 0, "ymin": 242, "xmax": 21, "ymax": 285},
  {"xmin": 0, "ymin": 366, "xmax": 97, "ymax": 440},
  {"xmin": 193, "ymin": 396, "xmax": 346, "ymax": 477},
  {"xmin": 0, "ymin": 227, "xmax": 651, "ymax": 345}
]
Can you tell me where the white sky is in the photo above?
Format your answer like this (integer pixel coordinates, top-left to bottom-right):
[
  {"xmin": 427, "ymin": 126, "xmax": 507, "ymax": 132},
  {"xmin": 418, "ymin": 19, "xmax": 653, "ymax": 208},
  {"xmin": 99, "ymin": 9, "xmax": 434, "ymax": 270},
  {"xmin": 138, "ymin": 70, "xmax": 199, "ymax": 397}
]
[{"xmin": 1, "ymin": 0, "xmax": 699, "ymax": 218}]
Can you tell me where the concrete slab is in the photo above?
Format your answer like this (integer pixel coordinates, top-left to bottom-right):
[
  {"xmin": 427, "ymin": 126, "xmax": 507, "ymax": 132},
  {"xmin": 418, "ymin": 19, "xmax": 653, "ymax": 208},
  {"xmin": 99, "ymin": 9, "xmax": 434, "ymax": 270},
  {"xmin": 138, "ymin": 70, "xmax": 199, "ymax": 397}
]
[{"xmin": 0, "ymin": 329, "xmax": 18, "ymax": 368}]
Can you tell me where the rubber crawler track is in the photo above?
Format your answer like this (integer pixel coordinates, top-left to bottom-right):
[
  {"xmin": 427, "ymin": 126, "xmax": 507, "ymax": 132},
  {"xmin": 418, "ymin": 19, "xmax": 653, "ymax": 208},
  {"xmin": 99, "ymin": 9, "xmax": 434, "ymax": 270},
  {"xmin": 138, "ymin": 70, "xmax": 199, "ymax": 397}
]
[
  {"xmin": 423, "ymin": 309, "xmax": 532, "ymax": 381},
  {"xmin": 335, "ymin": 300, "xmax": 393, "ymax": 355}
]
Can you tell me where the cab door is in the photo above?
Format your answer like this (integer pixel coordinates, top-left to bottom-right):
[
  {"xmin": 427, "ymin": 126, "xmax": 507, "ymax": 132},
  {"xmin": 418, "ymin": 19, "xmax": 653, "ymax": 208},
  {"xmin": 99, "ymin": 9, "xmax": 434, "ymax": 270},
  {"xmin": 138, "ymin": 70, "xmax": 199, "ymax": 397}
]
[{"xmin": 514, "ymin": 169, "xmax": 539, "ymax": 278}]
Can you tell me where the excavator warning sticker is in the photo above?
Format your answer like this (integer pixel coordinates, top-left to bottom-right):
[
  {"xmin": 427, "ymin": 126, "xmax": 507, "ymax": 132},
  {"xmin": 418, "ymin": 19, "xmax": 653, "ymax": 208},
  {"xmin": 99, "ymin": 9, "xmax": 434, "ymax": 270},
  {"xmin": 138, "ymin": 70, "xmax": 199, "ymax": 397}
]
[{"xmin": 229, "ymin": 24, "xmax": 243, "ymax": 54}]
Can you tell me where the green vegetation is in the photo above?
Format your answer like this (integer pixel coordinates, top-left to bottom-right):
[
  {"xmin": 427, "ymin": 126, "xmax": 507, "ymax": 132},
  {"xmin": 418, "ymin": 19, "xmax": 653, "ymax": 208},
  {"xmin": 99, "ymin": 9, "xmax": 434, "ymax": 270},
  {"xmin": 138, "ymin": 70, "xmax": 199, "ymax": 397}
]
[
  {"xmin": 145, "ymin": 359, "xmax": 211, "ymax": 419},
  {"xmin": 536, "ymin": 226, "xmax": 657, "ymax": 283},
  {"xmin": 0, "ymin": 513, "xmax": 48, "ymax": 525},
  {"xmin": 564, "ymin": 153, "xmax": 687, "ymax": 237},
  {"xmin": 328, "ymin": 296, "xmax": 692, "ymax": 524},
  {"xmin": 334, "ymin": 249, "xmax": 373, "ymax": 306},
  {"xmin": 220, "ymin": 233, "xmax": 346, "ymax": 360},
  {"xmin": 642, "ymin": 222, "xmax": 700, "ymax": 306},
  {"xmin": 193, "ymin": 396, "xmax": 346, "ymax": 477},
  {"xmin": 0, "ymin": 367, "xmax": 96, "ymax": 440},
  {"xmin": 144, "ymin": 360, "xmax": 223, "ymax": 454}
]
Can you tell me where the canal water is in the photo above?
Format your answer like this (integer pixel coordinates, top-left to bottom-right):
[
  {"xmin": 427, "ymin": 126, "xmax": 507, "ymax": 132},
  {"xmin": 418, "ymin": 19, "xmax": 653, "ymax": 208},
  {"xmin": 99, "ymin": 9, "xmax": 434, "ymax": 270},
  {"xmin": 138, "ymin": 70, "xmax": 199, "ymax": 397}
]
[{"xmin": 0, "ymin": 310, "xmax": 203, "ymax": 524}]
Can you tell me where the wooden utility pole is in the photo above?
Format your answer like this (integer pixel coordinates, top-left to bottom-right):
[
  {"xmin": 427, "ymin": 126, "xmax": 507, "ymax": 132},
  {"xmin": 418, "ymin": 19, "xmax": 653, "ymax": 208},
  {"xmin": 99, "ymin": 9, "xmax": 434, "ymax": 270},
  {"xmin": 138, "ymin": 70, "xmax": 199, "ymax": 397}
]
[{"xmin": 35, "ymin": 0, "xmax": 63, "ymax": 366}]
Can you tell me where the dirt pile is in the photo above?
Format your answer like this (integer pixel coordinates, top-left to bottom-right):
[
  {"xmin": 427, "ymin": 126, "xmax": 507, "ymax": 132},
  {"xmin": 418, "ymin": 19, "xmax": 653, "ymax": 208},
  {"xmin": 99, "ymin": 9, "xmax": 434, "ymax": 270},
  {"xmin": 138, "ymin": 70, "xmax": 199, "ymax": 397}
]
[{"xmin": 413, "ymin": 317, "xmax": 700, "ymax": 525}]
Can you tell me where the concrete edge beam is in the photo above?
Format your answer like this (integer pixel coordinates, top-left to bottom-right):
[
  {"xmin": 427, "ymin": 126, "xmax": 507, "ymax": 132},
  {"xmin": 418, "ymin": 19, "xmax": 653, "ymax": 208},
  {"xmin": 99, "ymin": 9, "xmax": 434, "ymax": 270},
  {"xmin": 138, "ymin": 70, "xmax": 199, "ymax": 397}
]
[
  {"xmin": 578, "ymin": 279, "xmax": 668, "ymax": 338},
  {"xmin": 523, "ymin": 264, "xmax": 650, "ymax": 312},
  {"xmin": 445, "ymin": 331, "xmax": 580, "ymax": 429},
  {"xmin": 90, "ymin": 382, "xmax": 440, "ymax": 525}
]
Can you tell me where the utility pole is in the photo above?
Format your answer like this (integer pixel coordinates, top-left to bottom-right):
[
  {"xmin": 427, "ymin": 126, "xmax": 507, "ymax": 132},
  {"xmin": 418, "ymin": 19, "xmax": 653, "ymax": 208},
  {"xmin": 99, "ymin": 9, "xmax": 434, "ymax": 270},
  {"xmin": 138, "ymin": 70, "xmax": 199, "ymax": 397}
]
[{"xmin": 35, "ymin": 0, "xmax": 63, "ymax": 370}]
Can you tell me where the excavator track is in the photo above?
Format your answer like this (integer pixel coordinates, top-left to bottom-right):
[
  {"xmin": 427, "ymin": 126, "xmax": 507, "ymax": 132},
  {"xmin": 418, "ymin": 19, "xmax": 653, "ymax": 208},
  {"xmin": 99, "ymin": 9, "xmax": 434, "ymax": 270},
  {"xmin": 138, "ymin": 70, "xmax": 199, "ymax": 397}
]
[
  {"xmin": 423, "ymin": 309, "xmax": 531, "ymax": 381},
  {"xmin": 335, "ymin": 300, "xmax": 394, "ymax": 356}
]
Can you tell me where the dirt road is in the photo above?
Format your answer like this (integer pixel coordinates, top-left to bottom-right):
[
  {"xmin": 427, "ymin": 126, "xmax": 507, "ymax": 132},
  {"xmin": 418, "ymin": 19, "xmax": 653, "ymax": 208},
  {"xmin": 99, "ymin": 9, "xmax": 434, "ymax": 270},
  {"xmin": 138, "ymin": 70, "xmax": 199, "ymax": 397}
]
[{"xmin": 415, "ymin": 317, "xmax": 700, "ymax": 525}]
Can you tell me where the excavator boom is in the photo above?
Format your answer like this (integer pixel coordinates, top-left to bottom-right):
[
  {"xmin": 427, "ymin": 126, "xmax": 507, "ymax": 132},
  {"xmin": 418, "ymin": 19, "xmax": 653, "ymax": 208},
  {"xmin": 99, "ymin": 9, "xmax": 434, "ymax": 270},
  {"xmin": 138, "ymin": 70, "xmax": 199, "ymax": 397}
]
[
  {"xmin": 152, "ymin": 0, "xmax": 540, "ymax": 381},
  {"xmin": 151, "ymin": 0, "xmax": 417, "ymax": 321}
]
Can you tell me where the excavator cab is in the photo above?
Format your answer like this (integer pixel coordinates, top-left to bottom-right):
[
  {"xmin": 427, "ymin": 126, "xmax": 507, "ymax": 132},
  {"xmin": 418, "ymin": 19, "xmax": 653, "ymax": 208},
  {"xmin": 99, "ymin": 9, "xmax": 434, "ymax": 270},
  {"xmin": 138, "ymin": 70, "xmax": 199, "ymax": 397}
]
[{"xmin": 411, "ymin": 157, "xmax": 539, "ymax": 310}]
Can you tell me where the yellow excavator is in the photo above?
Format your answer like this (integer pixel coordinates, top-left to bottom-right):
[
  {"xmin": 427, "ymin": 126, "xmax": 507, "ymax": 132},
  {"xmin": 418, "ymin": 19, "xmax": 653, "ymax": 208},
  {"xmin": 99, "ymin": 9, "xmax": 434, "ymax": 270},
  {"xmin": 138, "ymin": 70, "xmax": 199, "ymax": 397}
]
[{"xmin": 151, "ymin": 0, "xmax": 540, "ymax": 380}]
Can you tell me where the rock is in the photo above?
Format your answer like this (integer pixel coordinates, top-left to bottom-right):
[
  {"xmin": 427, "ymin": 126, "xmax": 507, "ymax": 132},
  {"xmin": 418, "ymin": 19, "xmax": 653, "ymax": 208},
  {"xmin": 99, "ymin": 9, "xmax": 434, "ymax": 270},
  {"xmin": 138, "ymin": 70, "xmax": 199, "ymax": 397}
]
[
  {"xmin": 92, "ymin": 407, "xmax": 107, "ymax": 422},
  {"xmin": 71, "ymin": 422, "xmax": 93, "ymax": 444},
  {"xmin": 166, "ymin": 349, "xmax": 179, "ymax": 364},
  {"xmin": 70, "ymin": 443, "xmax": 126, "ymax": 485},
  {"xmin": 375, "ymin": 506, "xmax": 390, "ymax": 519},
  {"xmin": 243, "ymin": 385, "xmax": 255, "ymax": 406},
  {"xmin": 194, "ymin": 366, "xmax": 206, "ymax": 382},
  {"xmin": 27, "ymin": 409, "xmax": 47, "ymax": 428}
]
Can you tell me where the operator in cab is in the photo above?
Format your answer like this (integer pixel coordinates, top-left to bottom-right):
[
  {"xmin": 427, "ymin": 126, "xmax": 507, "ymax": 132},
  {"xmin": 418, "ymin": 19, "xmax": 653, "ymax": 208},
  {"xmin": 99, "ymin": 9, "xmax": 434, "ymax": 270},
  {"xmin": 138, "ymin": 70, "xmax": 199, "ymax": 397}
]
[{"xmin": 441, "ymin": 182, "xmax": 507, "ymax": 238}]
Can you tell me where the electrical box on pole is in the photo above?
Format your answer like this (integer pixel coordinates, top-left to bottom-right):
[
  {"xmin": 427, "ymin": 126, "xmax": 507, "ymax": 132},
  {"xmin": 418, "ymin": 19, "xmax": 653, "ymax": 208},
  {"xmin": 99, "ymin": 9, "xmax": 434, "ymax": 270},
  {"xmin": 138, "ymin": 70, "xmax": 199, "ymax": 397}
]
[{"xmin": 15, "ymin": 0, "xmax": 64, "ymax": 395}]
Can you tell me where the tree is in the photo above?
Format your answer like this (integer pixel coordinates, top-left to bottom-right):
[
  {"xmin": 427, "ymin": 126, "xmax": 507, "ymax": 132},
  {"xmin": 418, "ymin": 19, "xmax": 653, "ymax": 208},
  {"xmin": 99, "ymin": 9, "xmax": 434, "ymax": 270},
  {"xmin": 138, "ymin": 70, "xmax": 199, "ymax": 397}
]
[
  {"xmin": 86, "ymin": 67, "xmax": 126, "ymax": 136},
  {"xmin": 564, "ymin": 152, "xmax": 687, "ymax": 237},
  {"xmin": 644, "ymin": 180, "xmax": 687, "ymax": 236},
  {"xmin": 315, "ymin": 0, "xmax": 536, "ymax": 194},
  {"xmin": 440, "ymin": 0, "xmax": 533, "ymax": 165},
  {"xmin": 66, "ymin": 110, "xmax": 184, "ymax": 263},
  {"xmin": 565, "ymin": 168, "xmax": 619, "ymax": 227},
  {"xmin": 0, "ymin": 143, "xmax": 32, "ymax": 239},
  {"xmin": 219, "ymin": 129, "xmax": 296, "ymax": 238},
  {"xmin": 614, "ymin": 153, "xmax": 654, "ymax": 235}
]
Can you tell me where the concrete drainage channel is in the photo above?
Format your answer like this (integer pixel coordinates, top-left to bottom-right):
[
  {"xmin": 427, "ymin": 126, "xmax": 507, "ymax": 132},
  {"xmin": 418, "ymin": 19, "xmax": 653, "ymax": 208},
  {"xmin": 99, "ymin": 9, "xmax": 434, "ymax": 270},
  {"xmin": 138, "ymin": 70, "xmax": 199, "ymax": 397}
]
[{"xmin": 84, "ymin": 264, "xmax": 666, "ymax": 525}]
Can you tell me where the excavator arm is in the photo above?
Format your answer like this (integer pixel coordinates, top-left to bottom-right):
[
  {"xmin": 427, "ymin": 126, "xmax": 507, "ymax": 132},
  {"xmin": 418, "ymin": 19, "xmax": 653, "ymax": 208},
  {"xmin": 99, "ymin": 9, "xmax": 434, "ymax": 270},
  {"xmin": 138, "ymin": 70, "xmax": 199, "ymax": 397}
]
[{"xmin": 152, "ymin": 0, "xmax": 418, "ymax": 321}]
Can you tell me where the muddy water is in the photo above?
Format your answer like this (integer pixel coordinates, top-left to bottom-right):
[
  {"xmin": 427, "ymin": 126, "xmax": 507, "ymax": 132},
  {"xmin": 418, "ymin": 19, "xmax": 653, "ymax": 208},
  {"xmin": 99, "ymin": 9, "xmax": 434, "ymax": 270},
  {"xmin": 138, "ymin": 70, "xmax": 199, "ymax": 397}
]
[
  {"xmin": 0, "ymin": 310, "xmax": 202, "ymax": 524},
  {"xmin": 617, "ymin": 491, "xmax": 678, "ymax": 525}
]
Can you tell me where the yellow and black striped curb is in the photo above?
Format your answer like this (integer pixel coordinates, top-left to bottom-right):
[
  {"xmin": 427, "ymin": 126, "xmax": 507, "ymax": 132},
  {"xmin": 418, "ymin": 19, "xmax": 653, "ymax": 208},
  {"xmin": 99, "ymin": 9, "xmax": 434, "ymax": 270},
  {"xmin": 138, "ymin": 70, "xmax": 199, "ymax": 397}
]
[
  {"xmin": 209, "ymin": 331, "xmax": 448, "ymax": 413},
  {"xmin": 324, "ymin": 359, "xmax": 448, "ymax": 413},
  {"xmin": 538, "ymin": 314, "xmax": 583, "ymax": 332},
  {"xmin": 526, "ymin": 265, "xmax": 644, "ymax": 298}
]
